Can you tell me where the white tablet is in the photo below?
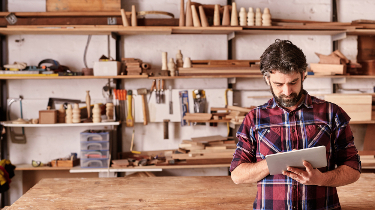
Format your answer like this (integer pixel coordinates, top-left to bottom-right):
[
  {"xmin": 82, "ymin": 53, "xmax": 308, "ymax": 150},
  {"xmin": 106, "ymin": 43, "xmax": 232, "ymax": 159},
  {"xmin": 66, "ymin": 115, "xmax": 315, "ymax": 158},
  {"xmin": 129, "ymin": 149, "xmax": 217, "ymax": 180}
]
[{"xmin": 266, "ymin": 146, "xmax": 327, "ymax": 175}]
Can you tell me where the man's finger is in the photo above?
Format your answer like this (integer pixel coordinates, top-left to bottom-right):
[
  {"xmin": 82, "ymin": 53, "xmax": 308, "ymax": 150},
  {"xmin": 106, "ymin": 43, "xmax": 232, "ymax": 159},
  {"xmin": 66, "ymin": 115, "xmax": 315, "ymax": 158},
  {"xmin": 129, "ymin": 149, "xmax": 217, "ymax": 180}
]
[
  {"xmin": 287, "ymin": 167, "xmax": 306, "ymax": 177},
  {"xmin": 303, "ymin": 160, "xmax": 313, "ymax": 173}
]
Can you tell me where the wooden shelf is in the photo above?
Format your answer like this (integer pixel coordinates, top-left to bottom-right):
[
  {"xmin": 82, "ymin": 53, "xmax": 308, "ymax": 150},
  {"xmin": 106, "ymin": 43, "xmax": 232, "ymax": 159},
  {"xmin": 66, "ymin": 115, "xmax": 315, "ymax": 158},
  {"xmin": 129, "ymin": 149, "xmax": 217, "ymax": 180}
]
[
  {"xmin": 1, "ymin": 121, "xmax": 120, "ymax": 127},
  {"xmin": 0, "ymin": 25, "xmax": 365, "ymax": 36},
  {"xmin": 0, "ymin": 75, "xmax": 148, "ymax": 80},
  {"xmin": 15, "ymin": 164, "xmax": 73, "ymax": 171},
  {"xmin": 70, "ymin": 164, "xmax": 230, "ymax": 173},
  {"xmin": 186, "ymin": 119, "xmax": 230, "ymax": 123}
]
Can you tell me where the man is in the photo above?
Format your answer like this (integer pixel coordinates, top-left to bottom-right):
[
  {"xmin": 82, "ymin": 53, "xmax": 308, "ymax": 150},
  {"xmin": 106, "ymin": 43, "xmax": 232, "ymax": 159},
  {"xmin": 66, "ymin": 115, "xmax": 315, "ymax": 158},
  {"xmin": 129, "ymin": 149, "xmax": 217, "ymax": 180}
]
[{"xmin": 230, "ymin": 39, "xmax": 361, "ymax": 210}]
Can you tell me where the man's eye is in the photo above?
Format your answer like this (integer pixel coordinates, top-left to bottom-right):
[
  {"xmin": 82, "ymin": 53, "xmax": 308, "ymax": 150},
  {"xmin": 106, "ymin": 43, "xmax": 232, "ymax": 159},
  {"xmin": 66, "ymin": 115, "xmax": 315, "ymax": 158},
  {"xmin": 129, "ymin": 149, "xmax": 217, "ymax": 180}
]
[
  {"xmin": 276, "ymin": 84, "xmax": 282, "ymax": 87},
  {"xmin": 290, "ymin": 83, "xmax": 296, "ymax": 85}
]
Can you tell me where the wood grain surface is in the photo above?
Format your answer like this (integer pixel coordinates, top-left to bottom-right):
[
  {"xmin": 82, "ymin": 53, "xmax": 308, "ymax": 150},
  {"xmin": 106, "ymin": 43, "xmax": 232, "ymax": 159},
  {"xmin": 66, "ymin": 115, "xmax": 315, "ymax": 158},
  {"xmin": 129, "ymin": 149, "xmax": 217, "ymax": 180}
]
[{"xmin": 8, "ymin": 174, "xmax": 375, "ymax": 209}]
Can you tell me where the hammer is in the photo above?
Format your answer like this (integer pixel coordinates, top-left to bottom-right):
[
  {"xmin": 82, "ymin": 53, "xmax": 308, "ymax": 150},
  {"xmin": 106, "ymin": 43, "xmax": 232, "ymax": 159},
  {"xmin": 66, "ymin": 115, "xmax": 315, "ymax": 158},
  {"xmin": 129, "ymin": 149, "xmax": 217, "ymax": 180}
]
[{"xmin": 137, "ymin": 88, "xmax": 148, "ymax": 125}]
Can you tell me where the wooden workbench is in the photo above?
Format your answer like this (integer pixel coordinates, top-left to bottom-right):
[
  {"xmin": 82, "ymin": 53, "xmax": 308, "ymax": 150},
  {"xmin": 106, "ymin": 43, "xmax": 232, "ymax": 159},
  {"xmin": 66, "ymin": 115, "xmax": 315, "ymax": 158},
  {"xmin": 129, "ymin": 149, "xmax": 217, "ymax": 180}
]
[{"xmin": 8, "ymin": 174, "xmax": 375, "ymax": 209}]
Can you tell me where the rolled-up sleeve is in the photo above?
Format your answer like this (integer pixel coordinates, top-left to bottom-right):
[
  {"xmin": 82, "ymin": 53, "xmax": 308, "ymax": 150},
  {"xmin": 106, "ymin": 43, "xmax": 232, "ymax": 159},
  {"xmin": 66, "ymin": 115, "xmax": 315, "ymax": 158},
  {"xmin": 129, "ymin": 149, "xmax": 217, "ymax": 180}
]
[
  {"xmin": 333, "ymin": 106, "xmax": 361, "ymax": 173},
  {"xmin": 230, "ymin": 113, "xmax": 257, "ymax": 172}
]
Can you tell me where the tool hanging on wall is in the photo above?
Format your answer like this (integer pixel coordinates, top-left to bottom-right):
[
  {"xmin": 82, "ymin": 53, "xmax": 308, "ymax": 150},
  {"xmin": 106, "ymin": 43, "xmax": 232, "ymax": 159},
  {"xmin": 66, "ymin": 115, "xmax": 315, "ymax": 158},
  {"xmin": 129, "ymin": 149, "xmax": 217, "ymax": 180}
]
[
  {"xmin": 130, "ymin": 129, "xmax": 141, "ymax": 154},
  {"xmin": 156, "ymin": 79, "xmax": 161, "ymax": 104},
  {"xmin": 126, "ymin": 90, "xmax": 134, "ymax": 127},
  {"xmin": 192, "ymin": 89, "xmax": 206, "ymax": 126},
  {"xmin": 179, "ymin": 90, "xmax": 190, "ymax": 126},
  {"xmin": 163, "ymin": 119, "xmax": 170, "ymax": 139},
  {"xmin": 169, "ymin": 86, "xmax": 173, "ymax": 114},
  {"xmin": 160, "ymin": 79, "xmax": 165, "ymax": 103},
  {"xmin": 137, "ymin": 88, "xmax": 148, "ymax": 125},
  {"xmin": 7, "ymin": 96, "xmax": 26, "ymax": 144},
  {"xmin": 149, "ymin": 79, "xmax": 156, "ymax": 102}
]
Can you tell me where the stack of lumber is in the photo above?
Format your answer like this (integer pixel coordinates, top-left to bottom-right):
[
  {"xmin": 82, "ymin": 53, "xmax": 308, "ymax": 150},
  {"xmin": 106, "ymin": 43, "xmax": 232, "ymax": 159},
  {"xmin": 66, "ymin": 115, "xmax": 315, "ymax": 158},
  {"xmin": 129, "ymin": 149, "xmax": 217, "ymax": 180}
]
[
  {"xmin": 162, "ymin": 135, "xmax": 236, "ymax": 165},
  {"xmin": 125, "ymin": 172, "xmax": 156, "ymax": 177},
  {"xmin": 310, "ymin": 50, "xmax": 361, "ymax": 75},
  {"xmin": 225, "ymin": 105, "xmax": 254, "ymax": 123},
  {"xmin": 324, "ymin": 94, "xmax": 372, "ymax": 121},
  {"xmin": 182, "ymin": 113, "xmax": 230, "ymax": 122},
  {"xmin": 178, "ymin": 60, "xmax": 261, "ymax": 76},
  {"xmin": 122, "ymin": 58, "xmax": 151, "ymax": 75}
]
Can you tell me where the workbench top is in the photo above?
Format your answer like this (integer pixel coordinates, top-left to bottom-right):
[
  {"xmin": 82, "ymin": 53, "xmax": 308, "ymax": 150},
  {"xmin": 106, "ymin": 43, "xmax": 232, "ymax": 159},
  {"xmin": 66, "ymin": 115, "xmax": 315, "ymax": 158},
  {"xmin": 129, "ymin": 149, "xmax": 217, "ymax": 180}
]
[{"xmin": 8, "ymin": 174, "xmax": 375, "ymax": 209}]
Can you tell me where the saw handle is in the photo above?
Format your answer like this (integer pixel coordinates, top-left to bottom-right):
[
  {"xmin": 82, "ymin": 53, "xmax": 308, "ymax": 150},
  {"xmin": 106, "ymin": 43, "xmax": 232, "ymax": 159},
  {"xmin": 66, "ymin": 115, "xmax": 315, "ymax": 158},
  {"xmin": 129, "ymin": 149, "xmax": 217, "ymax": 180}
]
[{"xmin": 126, "ymin": 90, "xmax": 134, "ymax": 127}]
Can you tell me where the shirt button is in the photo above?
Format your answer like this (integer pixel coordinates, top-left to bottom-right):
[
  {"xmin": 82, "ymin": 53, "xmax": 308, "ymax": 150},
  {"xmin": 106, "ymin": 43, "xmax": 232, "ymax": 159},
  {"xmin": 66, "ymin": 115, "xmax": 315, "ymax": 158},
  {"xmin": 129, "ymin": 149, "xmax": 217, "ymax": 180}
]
[
  {"xmin": 293, "ymin": 206, "xmax": 296, "ymax": 209},
  {"xmin": 292, "ymin": 129, "xmax": 295, "ymax": 133},
  {"xmin": 293, "ymin": 185, "xmax": 296, "ymax": 189}
]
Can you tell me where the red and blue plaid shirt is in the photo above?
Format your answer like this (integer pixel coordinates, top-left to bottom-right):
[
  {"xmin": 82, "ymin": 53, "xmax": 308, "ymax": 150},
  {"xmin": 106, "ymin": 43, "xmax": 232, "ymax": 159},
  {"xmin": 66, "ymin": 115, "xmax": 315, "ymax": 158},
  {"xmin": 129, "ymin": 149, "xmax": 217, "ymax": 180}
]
[{"xmin": 230, "ymin": 91, "xmax": 361, "ymax": 210}]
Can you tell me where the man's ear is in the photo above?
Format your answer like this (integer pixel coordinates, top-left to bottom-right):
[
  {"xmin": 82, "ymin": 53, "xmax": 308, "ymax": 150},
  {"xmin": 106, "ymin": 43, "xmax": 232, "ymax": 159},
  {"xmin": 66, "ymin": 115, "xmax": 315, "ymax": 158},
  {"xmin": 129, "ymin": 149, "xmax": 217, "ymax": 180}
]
[{"xmin": 264, "ymin": 76, "xmax": 270, "ymax": 86}]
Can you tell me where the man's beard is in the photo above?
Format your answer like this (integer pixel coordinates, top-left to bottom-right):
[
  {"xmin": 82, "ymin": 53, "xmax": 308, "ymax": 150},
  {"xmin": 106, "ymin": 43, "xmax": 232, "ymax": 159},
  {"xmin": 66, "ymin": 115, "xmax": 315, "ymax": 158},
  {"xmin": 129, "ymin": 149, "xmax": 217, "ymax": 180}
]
[{"xmin": 270, "ymin": 84, "xmax": 304, "ymax": 108}]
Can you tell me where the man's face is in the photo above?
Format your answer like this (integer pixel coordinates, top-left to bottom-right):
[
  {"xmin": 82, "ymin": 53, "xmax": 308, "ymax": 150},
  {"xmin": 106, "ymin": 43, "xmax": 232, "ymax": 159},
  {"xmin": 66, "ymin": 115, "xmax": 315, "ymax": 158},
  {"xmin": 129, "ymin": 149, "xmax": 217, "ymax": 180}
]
[{"xmin": 266, "ymin": 71, "xmax": 304, "ymax": 108}]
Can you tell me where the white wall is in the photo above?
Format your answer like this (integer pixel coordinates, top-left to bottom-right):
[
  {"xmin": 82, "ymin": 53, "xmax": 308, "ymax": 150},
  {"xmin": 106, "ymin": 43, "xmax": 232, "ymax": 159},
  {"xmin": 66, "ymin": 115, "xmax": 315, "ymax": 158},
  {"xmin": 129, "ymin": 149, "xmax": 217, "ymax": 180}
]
[{"xmin": 6, "ymin": 0, "xmax": 375, "ymax": 204}]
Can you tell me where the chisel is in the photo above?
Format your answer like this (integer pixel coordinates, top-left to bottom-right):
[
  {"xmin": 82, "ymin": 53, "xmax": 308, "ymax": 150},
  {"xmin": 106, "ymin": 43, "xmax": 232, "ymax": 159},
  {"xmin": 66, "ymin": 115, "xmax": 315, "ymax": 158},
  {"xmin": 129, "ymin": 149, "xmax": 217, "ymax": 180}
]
[
  {"xmin": 156, "ymin": 79, "xmax": 160, "ymax": 104},
  {"xmin": 148, "ymin": 79, "xmax": 156, "ymax": 102},
  {"xmin": 126, "ymin": 90, "xmax": 134, "ymax": 127},
  {"xmin": 169, "ymin": 86, "xmax": 173, "ymax": 114}
]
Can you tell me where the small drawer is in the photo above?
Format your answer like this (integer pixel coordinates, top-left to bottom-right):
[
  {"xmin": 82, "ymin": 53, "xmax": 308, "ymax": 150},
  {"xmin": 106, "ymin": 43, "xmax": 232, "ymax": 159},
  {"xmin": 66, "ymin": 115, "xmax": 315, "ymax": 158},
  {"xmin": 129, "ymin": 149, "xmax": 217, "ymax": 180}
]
[
  {"xmin": 80, "ymin": 158, "xmax": 109, "ymax": 168},
  {"xmin": 81, "ymin": 150, "xmax": 109, "ymax": 159},
  {"xmin": 80, "ymin": 130, "xmax": 109, "ymax": 142},
  {"xmin": 80, "ymin": 141, "xmax": 109, "ymax": 150}
]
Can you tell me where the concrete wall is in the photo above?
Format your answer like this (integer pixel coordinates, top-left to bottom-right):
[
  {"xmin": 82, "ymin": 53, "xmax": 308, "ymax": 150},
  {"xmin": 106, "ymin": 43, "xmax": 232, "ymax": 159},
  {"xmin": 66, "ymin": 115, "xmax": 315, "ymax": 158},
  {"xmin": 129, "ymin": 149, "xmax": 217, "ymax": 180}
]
[{"xmin": 5, "ymin": 0, "xmax": 374, "ymax": 204}]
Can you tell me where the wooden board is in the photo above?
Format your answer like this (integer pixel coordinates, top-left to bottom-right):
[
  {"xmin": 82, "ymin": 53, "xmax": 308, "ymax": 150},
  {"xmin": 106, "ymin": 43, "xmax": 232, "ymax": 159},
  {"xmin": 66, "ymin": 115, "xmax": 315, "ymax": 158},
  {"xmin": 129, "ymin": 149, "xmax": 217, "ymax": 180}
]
[
  {"xmin": 8, "ymin": 174, "xmax": 375, "ymax": 209},
  {"xmin": 46, "ymin": 0, "xmax": 121, "ymax": 12},
  {"xmin": 191, "ymin": 135, "xmax": 228, "ymax": 143},
  {"xmin": 310, "ymin": 63, "xmax": 346, "ymax": 75},
  {"xmin": 324, "ymin": 94, "xmax": 372, "ymax": 121}
]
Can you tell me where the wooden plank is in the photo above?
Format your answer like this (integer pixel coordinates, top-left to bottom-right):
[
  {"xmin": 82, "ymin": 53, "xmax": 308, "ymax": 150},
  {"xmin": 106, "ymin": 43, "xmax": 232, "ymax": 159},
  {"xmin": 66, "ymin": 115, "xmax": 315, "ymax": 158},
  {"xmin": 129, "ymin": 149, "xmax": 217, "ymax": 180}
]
[
  {"xmin": 227, "ymin": 106, "xmax": 252, "ymax": 113},
  {"xmin": 46, "ymin": 0, "xmax": 121, "ymax": 12},
  {"xmin": 310, "ymin": 63, "xmax": 346, "ymax": 75},
  {"xmin": 358, "ymin": 151, "xmax": 375, "ymax": 155},
  {"xmin": 191, "ymin": 135, "xmax": 228, "ymax": 143},
  {"xmin": 171, "ymin": 152, "xmax": 234, "ymax": 159},
  {"xmin": 324, "ymin": 94, "xmax": 372, "ymax": 105}
]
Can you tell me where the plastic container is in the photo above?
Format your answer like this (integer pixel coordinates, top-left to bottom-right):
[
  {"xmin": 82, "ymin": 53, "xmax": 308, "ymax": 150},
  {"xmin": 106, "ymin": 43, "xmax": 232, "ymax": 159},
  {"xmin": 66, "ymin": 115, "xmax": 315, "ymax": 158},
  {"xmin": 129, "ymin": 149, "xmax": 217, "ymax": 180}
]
[
  {"xmin": 80, "ymin": 141, "xmax": 109, "ymax": 150},
  {"xmin": 81, "ymin": 150, "xmax": 109, "ymax": 159},
  {"xmin": 80, "ymin": 158, "xmax": 109, "ymax": 168},
  {"xmin": 80, "ymin": 130, "xmax": 109, "ymax": 142}
]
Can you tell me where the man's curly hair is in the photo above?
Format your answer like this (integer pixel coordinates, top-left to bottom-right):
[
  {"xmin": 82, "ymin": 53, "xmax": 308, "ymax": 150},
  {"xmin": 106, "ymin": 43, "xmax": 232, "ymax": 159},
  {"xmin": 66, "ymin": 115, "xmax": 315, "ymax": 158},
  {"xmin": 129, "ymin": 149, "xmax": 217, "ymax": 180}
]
[{"xmin": 260, "ymin": 39, "xmax": 308, "ymax": 78}]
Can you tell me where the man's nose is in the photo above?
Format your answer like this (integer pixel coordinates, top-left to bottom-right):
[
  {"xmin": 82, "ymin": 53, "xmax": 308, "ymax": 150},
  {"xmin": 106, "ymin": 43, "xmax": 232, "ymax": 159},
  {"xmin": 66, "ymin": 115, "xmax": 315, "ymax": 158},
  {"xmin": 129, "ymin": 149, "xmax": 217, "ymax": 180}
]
[{"xmin": 283, "ymin": 85, "xmax": 292, "ymax": 96}]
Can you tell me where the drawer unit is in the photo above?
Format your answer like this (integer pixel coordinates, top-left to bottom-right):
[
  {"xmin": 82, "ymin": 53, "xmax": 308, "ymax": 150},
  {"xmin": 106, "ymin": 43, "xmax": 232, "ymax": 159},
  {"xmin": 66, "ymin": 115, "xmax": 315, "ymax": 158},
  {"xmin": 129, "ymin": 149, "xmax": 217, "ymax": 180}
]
[
  {"xmin": 80, "ymin": 141, "xmax": 109, "ymax": 150},
  {"xmin": 81, "ymin": 150, "xmax": 109, "ymax": 159},
  {"xmin": 80, "ymin": 130, "xmax": 109, "ymax": 142},
  {"xmin": 80, "ymin": 158, "xmax": 109, "ymax": 168}
]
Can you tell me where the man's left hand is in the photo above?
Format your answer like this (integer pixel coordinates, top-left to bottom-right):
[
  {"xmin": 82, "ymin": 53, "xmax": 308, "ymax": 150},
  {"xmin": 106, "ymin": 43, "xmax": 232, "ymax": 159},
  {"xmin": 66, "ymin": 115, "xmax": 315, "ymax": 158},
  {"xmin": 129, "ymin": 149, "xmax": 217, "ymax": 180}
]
[{"xmin": 282, "ymin": 161, "xmax": 325, "ymax": 185}]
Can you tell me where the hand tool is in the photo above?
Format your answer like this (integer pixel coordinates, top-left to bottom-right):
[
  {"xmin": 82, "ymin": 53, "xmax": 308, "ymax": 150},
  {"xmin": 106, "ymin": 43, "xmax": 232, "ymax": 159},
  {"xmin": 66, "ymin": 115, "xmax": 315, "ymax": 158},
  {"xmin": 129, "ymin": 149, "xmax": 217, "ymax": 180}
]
[
  {"xmin": 7, "ymin": 96, "xmax": 27, "ymax": 143},
  {"xmin": 122, "ymin": 89, "xmax": 127, "ymax": 122},
  {"xmin": 130, "ymin": 129, "xmax": 141, "ymax": 154},
  {"xmin": 137, "ymin": 88, "xmax": 148, "ymax": 125},
  {"xmin": 126, "ymin": 90, "xmax": 134, "ymax": 127},
  {"xmin": 169, "ymin": 86, "xmax": 173, "ymax": 114},
  {"xmin": 160, "ymin": 79, "xmax": 165, "ymax": 103},
  {"xmin": 148, "ymin": 79, "xmax": 156, "ymax": 102},
  {"xmin": 113, "ymin": 89, "xmax": 119, "ymax": 121},
  {"xmin": 179, "ymin": 90, "xmax": 189, "ymax": 126},
  {"xmin": 117, "ymin": 89, "xmax": 123, "ymax": 122},
  {"xmin": 156, "ymin": 79, "xmax": 161, "ymax": 104},
  {"xmin": 163, "ymin": 119, "xmax": 170, "ymax": 139}
]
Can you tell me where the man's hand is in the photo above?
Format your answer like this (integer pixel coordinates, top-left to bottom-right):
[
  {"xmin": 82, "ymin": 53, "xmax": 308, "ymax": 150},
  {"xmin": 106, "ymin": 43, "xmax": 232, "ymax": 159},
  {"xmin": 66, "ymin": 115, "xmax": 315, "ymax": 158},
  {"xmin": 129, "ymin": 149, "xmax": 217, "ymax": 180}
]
[{"xmin": 282, "ymin": 160, "xmax": 325, "ymax": 186}]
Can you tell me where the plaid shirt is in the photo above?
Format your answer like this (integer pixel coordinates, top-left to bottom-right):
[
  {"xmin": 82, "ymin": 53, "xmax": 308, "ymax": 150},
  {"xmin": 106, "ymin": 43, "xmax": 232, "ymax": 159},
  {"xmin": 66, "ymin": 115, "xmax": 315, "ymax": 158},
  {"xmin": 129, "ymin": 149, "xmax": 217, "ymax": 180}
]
[{"xmin": 230, "ymin": 91, "xmax": 361, "ymax": 210}]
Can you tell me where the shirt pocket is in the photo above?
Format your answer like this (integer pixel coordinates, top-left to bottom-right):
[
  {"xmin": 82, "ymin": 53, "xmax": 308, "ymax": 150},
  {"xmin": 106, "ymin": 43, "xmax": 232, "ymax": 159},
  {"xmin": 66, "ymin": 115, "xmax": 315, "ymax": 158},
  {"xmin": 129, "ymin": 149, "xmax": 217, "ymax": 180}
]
[
  {"xmin": 304, "ymin": 123, "xmax": 332, "ymax": 150},
  {"xmin": 257, "ymin": 126, "xmax": 282, "ymax": 157}
]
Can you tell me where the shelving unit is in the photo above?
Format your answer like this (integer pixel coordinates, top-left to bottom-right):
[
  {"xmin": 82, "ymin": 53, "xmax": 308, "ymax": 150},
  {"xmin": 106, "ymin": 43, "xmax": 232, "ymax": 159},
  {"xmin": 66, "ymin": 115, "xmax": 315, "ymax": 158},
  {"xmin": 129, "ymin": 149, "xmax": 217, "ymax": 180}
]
[{"xmin": 1, "ymin": 121, "xmax": 120, "ymax": 127}]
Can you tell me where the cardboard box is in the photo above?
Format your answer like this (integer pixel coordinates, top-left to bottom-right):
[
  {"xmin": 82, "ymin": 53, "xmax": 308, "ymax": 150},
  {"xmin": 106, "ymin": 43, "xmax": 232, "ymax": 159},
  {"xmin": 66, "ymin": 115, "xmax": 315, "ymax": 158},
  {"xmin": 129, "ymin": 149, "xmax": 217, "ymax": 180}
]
[
  {"xmin": 39, "ymin": 109, "xmax": 58, "ymax": 124},
  {"xmin": 324, "ymin": 94, "xmax": 372, "ymax": 121},
  {"xmin": 93, "ymin": 61, "xmax": 121, "ymax": 76}
]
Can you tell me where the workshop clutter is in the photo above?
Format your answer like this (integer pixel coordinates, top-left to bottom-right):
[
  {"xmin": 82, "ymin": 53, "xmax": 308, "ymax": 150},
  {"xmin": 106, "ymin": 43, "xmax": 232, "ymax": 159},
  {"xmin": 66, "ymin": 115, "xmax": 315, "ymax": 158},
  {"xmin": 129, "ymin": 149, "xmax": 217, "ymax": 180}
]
[
  {"xmin": 0, "ymin": 159, "xmax": 16, "ymax": 193},
  {"xmin": 310, "ymin": 50, "xmax": 362, "ymax": 75},
  {"xmin": 113, "ymin": 135, "xmax": 237, "ymax": 167},
  {"xmin": 1, "ymin": 59, "xmax": 74, "ymax": 77},
  {"xmin": 80, "ymin": 130, "xmax": 110, "ymax": 168},
  {"xmin": 122, "ymin": 58, "xmax": 151, "ymax": 76}
]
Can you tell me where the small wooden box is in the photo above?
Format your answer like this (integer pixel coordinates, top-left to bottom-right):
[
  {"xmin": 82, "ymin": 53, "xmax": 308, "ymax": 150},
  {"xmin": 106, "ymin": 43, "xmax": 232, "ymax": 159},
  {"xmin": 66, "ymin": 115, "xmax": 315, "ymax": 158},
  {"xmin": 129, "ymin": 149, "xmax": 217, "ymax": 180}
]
[
  {"xmin": 51, "ymin": 158, "xmax": 80, "ymax": 167},
  {"xmin": 39, "ymin": 108, "xmax": 58, "ymax": 124}
]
